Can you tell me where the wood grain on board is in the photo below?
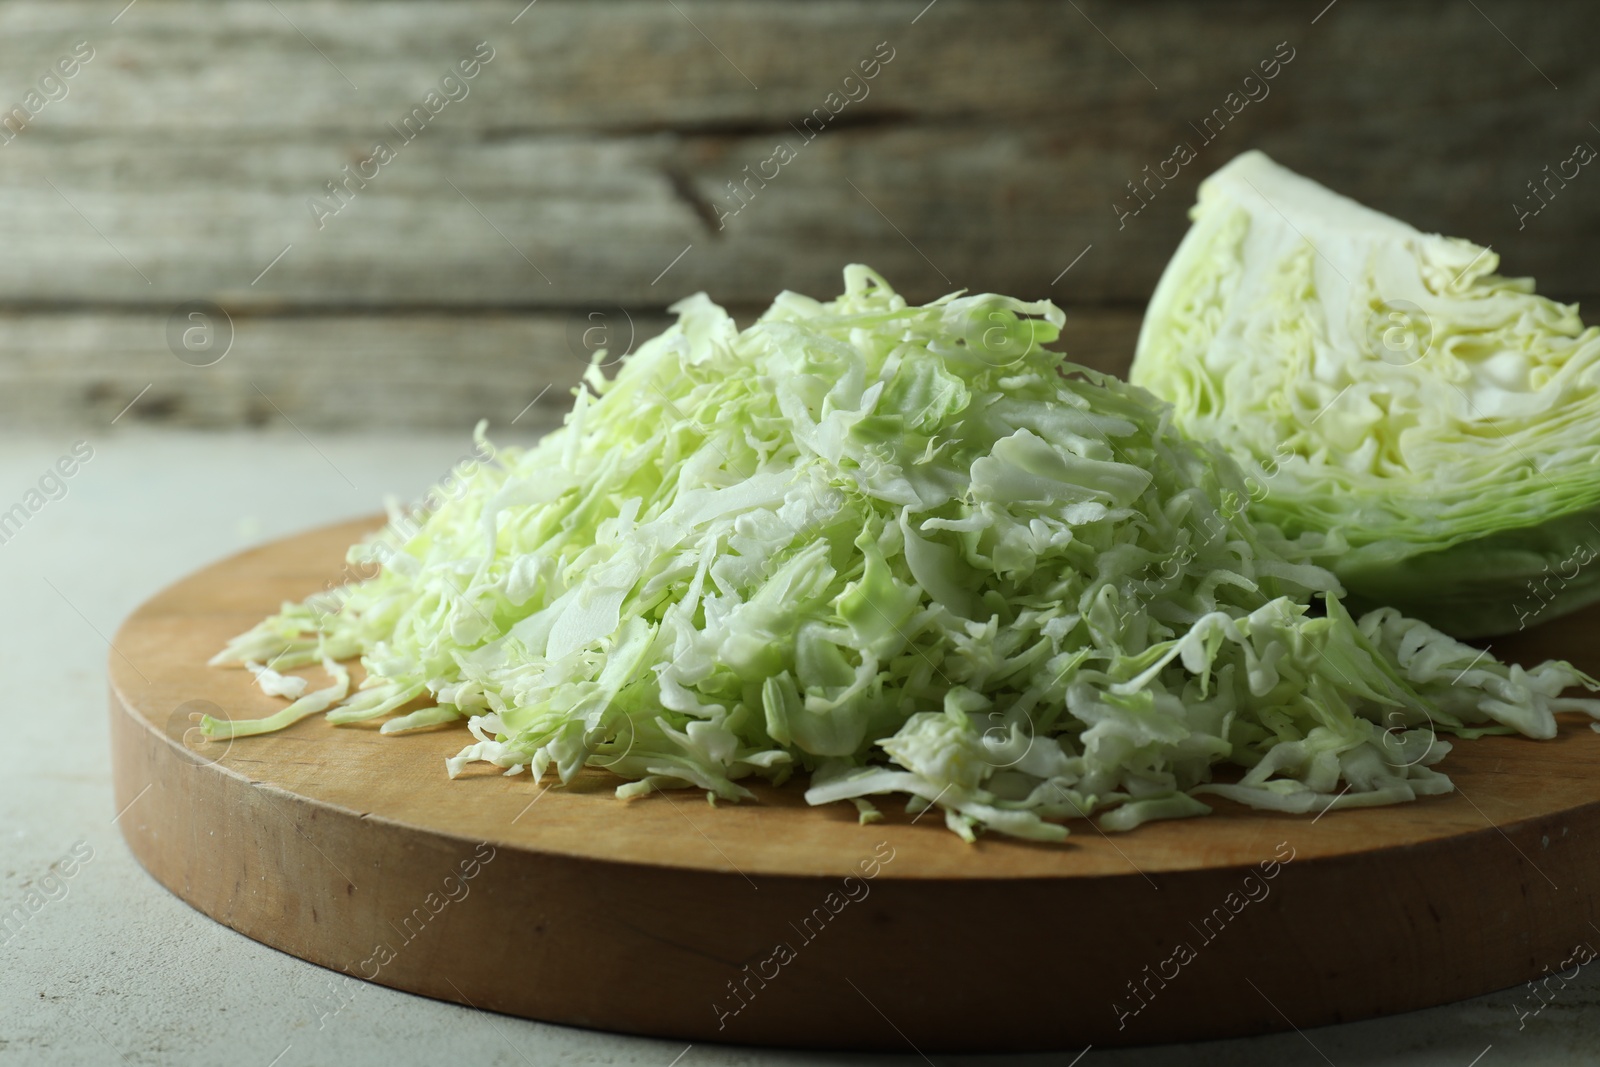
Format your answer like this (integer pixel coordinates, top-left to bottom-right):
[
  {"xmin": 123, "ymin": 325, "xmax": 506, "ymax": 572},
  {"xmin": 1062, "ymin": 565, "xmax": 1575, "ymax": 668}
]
[{"xmin": 110, "ymin": 516, "xmax": 1600, "ymax": 1050}]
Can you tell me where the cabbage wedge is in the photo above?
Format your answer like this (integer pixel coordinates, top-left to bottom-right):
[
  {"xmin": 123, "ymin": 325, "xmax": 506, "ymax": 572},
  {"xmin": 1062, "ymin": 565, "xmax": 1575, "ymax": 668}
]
[{"xmin": 1132, "ymin": 150, "xmax": 1600, "ymax": 637}]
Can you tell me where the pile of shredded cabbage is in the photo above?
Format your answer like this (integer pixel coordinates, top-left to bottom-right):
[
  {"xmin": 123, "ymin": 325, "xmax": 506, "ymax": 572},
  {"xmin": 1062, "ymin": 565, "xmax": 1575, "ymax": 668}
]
[{"xmin": 210, "ymin": 266, "xmax": 1600, "ymax": 841}]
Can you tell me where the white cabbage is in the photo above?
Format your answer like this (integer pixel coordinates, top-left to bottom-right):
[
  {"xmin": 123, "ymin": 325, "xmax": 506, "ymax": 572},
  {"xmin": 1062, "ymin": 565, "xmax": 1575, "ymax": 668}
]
[{"xmin": 1132, "ymin": 150, "xmax": 1600, "ymax": 637}]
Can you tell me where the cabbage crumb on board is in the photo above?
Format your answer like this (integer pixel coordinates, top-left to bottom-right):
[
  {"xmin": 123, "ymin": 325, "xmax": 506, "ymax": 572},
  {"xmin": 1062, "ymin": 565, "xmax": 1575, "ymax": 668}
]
[
  {"xmin": 209, "ymin": 266, "xmax": 1600, "ymax": 842},
  {"xmin": 1131, "ymin": 150, "xmax": 1600, "ymax": 638}
]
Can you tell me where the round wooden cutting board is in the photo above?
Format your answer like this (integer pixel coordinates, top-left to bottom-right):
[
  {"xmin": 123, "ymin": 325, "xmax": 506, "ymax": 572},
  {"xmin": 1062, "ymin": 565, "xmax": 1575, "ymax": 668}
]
[{"xmin": 110, "ymin": 517, "xmax": 1600, "ymax": 1052}]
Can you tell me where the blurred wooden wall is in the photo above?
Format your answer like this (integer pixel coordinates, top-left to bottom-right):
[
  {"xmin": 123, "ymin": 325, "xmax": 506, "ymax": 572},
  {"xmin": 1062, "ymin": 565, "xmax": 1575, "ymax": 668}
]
[{"xmin": 3, "ymin": 0, "xmax": 1598, "ymax": 430}]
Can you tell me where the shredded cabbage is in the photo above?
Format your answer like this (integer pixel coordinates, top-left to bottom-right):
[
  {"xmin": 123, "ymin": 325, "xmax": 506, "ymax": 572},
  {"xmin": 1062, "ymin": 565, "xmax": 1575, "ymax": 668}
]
[
  {"xmin": 1131, "ymin": 150, "xmax": 1600, "ymax": 637},
  {"xmin": 211, "ymin": 266, "xmax": 1600, "ymax": 841}
]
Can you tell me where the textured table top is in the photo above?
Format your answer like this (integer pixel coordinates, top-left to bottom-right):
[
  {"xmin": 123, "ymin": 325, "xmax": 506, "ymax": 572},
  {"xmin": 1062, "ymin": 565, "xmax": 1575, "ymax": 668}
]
[{"xmin": 3, "ymin": 427, "xmax": 1596, "ymax": 1066}]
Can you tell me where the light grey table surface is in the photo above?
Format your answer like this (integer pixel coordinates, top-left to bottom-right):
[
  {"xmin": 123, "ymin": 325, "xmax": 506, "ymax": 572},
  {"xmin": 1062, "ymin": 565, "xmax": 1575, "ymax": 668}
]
[{"xmin": 2, "ymin": 428, "xmax": 1595, "ymax": 1067}]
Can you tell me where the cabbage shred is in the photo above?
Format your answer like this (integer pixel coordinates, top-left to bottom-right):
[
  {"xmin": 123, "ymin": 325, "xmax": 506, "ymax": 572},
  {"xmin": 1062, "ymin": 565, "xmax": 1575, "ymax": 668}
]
[{"xmin": 211, "ymin": 266, "xmax": 1600, "ymax": 841}]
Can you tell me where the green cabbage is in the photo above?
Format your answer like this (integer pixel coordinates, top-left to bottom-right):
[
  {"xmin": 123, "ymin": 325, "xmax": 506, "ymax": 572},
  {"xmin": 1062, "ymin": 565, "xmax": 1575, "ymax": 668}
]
[
  {"xmin": 210, "ymin": 266, "xmax": 1600, "ymax": 841},
  {"xmin": 1131, "ymin": 150, "xmax": 1600, "ymax": 637}
]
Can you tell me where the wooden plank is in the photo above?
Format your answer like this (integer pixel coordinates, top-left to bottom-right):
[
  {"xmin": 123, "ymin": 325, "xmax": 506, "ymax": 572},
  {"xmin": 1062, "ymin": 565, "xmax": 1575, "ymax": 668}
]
[
  {"xmin": 0, "ymin": 307, "xmax": 1144, "ymax": 430},
  {"xmin": 0, "ymin": 1, "xmax": 1154, "ymax": 134},
  {"xmin": 0, "ymin": 2, "xmax": 1592, "ymax": 308},
  {"xmin": 0, "ymin": 1, "xmax": 1585, "ymax": 136},
  {"xmin": 0, "ymin": 310, "xmax": 668, "ymax": 433}
]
